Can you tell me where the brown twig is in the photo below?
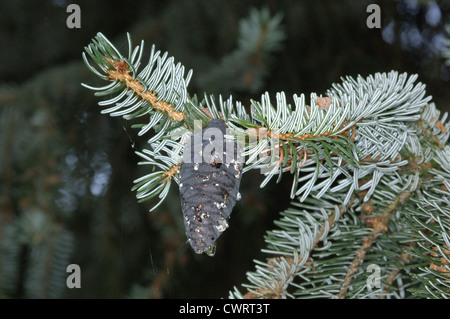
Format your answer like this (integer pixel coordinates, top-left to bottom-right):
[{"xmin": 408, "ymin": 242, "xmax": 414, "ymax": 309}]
[
  {"xmin": 160, "ymin": 163, "xmax": 181, "ymax": 184},
  {"xmin": 243, "ymin": 201, "xmax": 350, "ymax": 299},
  {"xmin": 336, "ymin": 192, "xmax": 411, "ymax": 299},
  {"xmin": 105, "ymin": 57, "xmax": 185, "ymax": 122}
]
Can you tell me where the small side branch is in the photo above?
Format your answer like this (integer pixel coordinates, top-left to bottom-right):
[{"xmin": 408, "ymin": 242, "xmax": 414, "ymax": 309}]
[
  {"xmin": 160, "ymin": 163, "xmax": 181, "ymax": 184},
  {"xmin": 243, "ymin": 202, "xmax": 348, "ymax": 299},
  {"xmin": 105, "ymin": 57, "xmax": 185, "ymax": 122},
  {"xmin": 336, "ymin": 192, "xmax": 411, "ymax": 299}
]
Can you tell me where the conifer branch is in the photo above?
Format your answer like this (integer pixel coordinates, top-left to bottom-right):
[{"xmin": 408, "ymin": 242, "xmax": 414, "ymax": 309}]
[
  {"xmin": 231, "ymin": 102, "xmax": 449, "ymax": 299},
  {"xmin": 337, "ymin": 191, "xmax": 411, "ymax": 298},
  {"xmin": 81, "ymin": 13, "xmax": 449, "ymax": 297},
  {"xmin": 104, "ymin": 57, "xmax": 185, "ymax": 122}
]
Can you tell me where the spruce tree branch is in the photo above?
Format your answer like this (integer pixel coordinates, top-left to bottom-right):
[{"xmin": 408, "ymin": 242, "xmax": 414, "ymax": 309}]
[
  {"xmin": 160, "ymin": 162, "xmax": 181, "ymax": 184},
  {"xmin": 105, "ymin": 57, "xmax": 185, "ymax": 122},
  {"xmin": 381, "ymin": 242, "xmax": 415, "ymax": 298},
  {"xmin": 415, "ymin": 119, "xmax": 446, "ymax": 149},
  {"xmin": 248, "ymin": 123, "xmax": 353, "ymax": 142},
  {"xmin": 336, "ymin": 191, "xmax": 411, "ymax": 298},
  {"xmin": 82, "ymin": 29, "xmax": 449, "ymax": 298},
  {"xmin": 242, "ymin": 200, "xmax": 352, "ymax": 299}
]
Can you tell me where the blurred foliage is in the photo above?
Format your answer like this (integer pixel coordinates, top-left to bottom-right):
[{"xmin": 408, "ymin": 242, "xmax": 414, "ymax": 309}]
[{"xmin": 0, "ymin": 0, "xmax": 449, "ymax": 298}]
